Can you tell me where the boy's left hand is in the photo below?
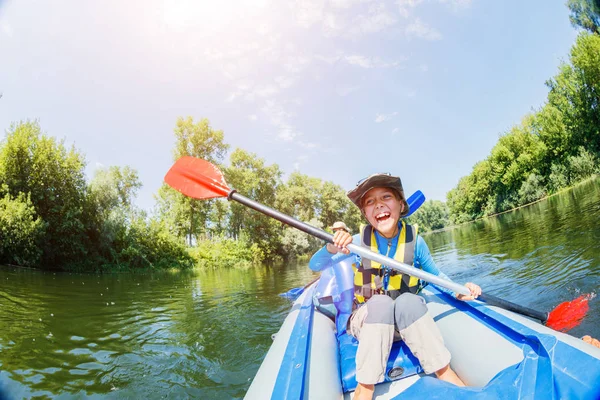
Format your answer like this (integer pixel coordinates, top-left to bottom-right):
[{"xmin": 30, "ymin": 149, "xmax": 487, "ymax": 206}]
[{"xmin": 456, "ymin": 282, "xmax": 482, "ymax": 301}]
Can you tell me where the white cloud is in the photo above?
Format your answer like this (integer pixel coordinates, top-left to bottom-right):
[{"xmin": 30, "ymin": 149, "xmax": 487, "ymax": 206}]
[
  {"xmin": 344, "ymin": 54, "xmax": 401, "ymax": 69},
  {"xmin": 405, "ymin": 18, "xmax": 442, "ymax": 40},
  {"xmin": 249, "ymin": 114, "xmax": 258, "ymax": 121},
  {"xmin": 397, "ymin": 0, "xmax": 424, "ymax": 17},
  {"xmin": 299, "ymin": 141, "xmax": 320, "ymax": 149},
  {"xmin": 336, "ymin": 85, "xmax": 360, "ymax": 96},
  {"xmin": 420, "ymin": 63, "xmax": 429, "ymax": 72},
  {"xmin": 353, "ymin": 2, "xmax": 397, "ymax": 34},
  {"xmin": 345, "ymin": 55, "xmax": 373, "ymax": 68},
  {"xmin": 439, "ymin": 0, "xmax": 473, "ymax": 10},
  {"xmin": 0, "ymin": 22, "xmax": 13, "ymax": 37},
  {"xmin": 391, "ymin": 127, "xmax": 400, "ymax": 136},
  {"xmin": 375, "ymin": 112, "xmax": 398, "ymax": 123},
  {"xmin": 294, "ymin": 0, "xmax": 326, "ymax": 28},
  {"xmin": 262, "ymin": 100, "xmax": 301, "ymax": 142}
]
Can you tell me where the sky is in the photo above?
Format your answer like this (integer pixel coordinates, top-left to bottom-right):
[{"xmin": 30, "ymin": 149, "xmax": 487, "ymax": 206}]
[{"xmin": 0, "ymin": 0, "xmax": 579, "ymax": 212}]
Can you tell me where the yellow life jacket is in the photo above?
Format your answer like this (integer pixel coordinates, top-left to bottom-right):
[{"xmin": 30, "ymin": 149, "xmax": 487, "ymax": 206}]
[{"xmin": 353, "ymin": 221, "xmax": 420, "ymax": 303}]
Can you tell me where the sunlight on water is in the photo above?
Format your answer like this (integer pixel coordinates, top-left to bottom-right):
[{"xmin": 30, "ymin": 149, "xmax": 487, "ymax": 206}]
[{"xmin": 425, "ymin": 177, "xmax": 600, "ymax": 339}]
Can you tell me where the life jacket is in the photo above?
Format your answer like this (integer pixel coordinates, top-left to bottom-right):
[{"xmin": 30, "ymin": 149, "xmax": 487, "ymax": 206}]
[{"xmin": 353, "ymin": 221, "xmax": 419, "ymax": 303}]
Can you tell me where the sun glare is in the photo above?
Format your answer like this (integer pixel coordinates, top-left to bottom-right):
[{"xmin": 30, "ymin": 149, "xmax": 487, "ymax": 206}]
[{"xmin": 162, "ymin": 0, "xmax": 269, "ymax": 33}]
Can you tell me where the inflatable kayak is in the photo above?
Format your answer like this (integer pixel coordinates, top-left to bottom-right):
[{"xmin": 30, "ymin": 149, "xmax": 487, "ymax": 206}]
[{"xmin": 245, "ymin": 282, "xmax": 600, "ymax": 400}]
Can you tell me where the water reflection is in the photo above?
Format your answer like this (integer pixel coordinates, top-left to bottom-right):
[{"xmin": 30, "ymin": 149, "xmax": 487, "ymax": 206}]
[{"xmin": 426, "ymin": 177, "xmax": 600, "ymax": 339}]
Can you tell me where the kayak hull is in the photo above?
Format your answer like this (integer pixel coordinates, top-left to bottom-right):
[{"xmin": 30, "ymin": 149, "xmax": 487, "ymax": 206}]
[{"xmin": 246, "ymin": 283, "xmax": 600, "ymax": 399}]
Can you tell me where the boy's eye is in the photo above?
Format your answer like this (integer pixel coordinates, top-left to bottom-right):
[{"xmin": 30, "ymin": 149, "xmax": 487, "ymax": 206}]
[{"xmin": 364, "ymin": 198, "xmax": 374, "ymax": 206}]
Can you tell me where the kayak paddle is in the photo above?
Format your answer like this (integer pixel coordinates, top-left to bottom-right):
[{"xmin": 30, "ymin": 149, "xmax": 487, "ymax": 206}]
[{"xmin": 164, "ymin": 156, "xmax": 590, "ymax": 331}]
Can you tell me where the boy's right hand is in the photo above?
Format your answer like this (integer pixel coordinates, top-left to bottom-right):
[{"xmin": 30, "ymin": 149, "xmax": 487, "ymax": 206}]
[{"xmin": 326, "ymin": 230, "xmax": 352, "ymax": 254}]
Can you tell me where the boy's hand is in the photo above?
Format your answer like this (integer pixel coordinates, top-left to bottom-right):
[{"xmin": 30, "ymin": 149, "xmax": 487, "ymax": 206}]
[
  {"xmin": 326, "ymin": 230, "xmax": 352, "ymax": 254},
  {"xmin": 456, "ymin": 282, "xmax": 481, "ymax": 301}
]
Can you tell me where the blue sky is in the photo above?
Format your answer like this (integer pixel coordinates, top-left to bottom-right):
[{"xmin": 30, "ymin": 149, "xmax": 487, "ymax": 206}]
[{"xmin": 0, "ymin": 0, "xmax": 578, "ymax": 212}]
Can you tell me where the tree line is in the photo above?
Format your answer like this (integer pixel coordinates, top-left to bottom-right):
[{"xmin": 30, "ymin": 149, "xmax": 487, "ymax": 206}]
[
  {"xmin": 446, "ymin": 2, "xmax": 600, "ymax": 224},
  {"xmin": 0, "ymin": 117, "xmax": 368, "ymax": 270}
]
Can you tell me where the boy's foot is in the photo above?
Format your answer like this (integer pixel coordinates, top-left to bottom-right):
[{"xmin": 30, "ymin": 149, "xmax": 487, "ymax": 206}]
[{"xmin": 582, "ymin": 335, "xmax": 600, "ymax": 348}]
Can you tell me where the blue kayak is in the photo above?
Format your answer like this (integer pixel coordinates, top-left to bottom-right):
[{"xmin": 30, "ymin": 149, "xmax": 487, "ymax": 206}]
[{"xmin": 246, "ymin": 281, "xmax": 600, "ymax": 399}]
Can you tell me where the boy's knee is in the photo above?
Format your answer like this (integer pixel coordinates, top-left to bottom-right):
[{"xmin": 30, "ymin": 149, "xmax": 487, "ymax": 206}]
[
  {"xmin": 364, "ymin": 295, "xmax": 395, "ymax": 325},
  {"xmin": 394, "ymin": 293, "xmax": 428, "ymax": 331}
]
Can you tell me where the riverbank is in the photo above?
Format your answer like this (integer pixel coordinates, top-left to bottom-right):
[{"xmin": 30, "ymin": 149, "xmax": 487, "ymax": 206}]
[{"xmin": 425, "ymin": 175, "xmax": 599, "ymax": 235}]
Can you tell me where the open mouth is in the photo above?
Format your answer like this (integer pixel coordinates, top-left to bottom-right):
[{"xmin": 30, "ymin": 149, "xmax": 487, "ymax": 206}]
[{"xmin": 375, "ymin": 211, "xmax": 391, "ymax": 222}]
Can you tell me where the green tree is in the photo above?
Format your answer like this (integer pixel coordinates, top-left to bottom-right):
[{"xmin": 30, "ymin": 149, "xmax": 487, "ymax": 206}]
[
  {"xmin": 156, "ymin": 117, "xmax": 230, "ymax": 245},
  {"xmin": 0, "ymin": 187, "xmax": 46, "ymax": 266},
  {"xmin": 407, "ymin": 200, "xmax": 449, "ymax": 233},
  {"xmin": 276, "ymin": 172, "xmax": 321, "ymax": 222},
  {"xmin": 224, "ymin": 148, "xmax": 282, "ymax": 261},
  {"xmin": 447, "ymin": 31, "xmax": 600, "ymax": 224},
  {"xmin": 317, "ymin": 181, "xmax": 361, "ymax": 233},
  {"xmin": 0, "ymin": 121, "xmax": 88, "ymax": 268},
  {"xmin": 567, "ymin": 0, "xmax": 600, "ymax": 33}
]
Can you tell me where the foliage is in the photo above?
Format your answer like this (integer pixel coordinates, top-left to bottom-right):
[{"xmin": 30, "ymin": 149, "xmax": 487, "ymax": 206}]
[
  {"xmin": 280, "ymin": 218, "xmax": 324, "ymax": 260},
  {"xmin": 224, "ymin": 148, "xmax": 283, "ymax": 261},
  {"xmin": 518, "ymin": 173, "xmax": 546, "ymax": 205},
  {"xmin": 0, "ymin": 121, "xmax": 88, "ymax": 268},
  {"xmin": 189, "ymin": 235, "xmax": 259, "ymax": 269},
  {"xmin": 567, "ymin": 0, "xmax": 600, "ymax": 33},
  {"xmin": 406, "ymin": 200, "xmax": 449, "ymax": 233},
  {"xmin": 447, "ymin": 32, "xmax": 600, "ymax": 223},
  {"xmin": 157, "ymin": 117, "xmax": 230, "ymax": 245},
  {"xmin": 107, "ymin": 217, "xmax": 194, "ymax": 272},
  {"xmin": 0, "ymin": 121, "xmax": 193, "ymax": 272},
  {"xmin": 0, "ymin": 187, "xmax": 46, "ymax": 266}
]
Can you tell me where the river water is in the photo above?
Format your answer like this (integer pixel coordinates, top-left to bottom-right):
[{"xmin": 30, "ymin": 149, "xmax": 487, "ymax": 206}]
[{"xmin": 1, "ymin": 177, "xmax": 599, "ymax": 399}]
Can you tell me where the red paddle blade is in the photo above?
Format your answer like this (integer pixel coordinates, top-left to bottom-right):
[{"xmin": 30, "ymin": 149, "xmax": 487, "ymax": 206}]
[
  {"xmin": 164, "ymin": 156, "xmax": 231, "ymax": 199},
  {"xmin": 545, "ymin": 293, "xmax": 591, "ymax": 332}
]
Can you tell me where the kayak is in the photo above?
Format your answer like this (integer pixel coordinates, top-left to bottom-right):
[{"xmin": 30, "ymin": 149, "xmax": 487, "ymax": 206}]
[{"xmin": 245, "ymin": 282, "xmax": 600, "ymax": 399}]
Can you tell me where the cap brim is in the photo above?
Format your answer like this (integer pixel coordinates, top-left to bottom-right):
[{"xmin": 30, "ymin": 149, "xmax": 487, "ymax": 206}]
[{"xmin": 347, "ymin": 174, "xmax": 409, "ymax": 217}]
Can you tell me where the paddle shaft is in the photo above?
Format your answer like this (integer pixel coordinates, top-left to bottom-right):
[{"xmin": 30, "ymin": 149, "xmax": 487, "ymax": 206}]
[
  {"xmin": 228, "ymin": 190, "xmax": 472, "ymax": 297},
  {"xmin": 230, "ymin": 190, "xmax": 553, "ymax": 322},
  {"xmin": 478, "ymin": 293, "xmax": 548, "ymax": 323}
]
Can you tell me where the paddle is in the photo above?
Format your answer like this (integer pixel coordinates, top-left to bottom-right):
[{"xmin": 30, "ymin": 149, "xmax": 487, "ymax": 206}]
[
  {"xmin": 164, "ymin": 156, "xmax": 590, "ymax": 331},
  {"xmin": 280, "ymin": 189, "xmax": 426, "ymax": 299}
]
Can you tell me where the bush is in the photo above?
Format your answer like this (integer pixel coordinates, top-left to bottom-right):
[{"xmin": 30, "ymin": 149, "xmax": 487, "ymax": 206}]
[
  {"xmin": 0, "ymin": 188, "xmax": 46, "ymax": 266},
  {"xmin": 189, "ymin": 236, "xmax": 257, "ymax": 269},
  {"xmin": 518, "ymin": 173, "xmax": 546, "ymax": 205}
]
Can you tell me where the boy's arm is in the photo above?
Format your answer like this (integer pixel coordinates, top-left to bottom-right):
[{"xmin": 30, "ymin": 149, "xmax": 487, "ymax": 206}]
[{"xmin": 414, "ymin": 235, "xmax": 456, "ymax": 296}]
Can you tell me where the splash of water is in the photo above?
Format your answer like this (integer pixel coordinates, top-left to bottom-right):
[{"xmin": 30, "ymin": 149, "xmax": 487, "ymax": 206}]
[{"xmin": 546, "ymin": 293, "xmax": 592, "ymax": 332}]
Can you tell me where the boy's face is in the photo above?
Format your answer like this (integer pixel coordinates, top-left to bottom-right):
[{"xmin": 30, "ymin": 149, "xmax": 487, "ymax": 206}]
[{"xmin": 361, "ymin": 187, "xmax": 404, "ymax": 238}]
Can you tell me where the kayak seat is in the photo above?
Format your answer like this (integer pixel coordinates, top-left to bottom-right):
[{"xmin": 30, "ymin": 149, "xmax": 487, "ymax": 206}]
[{"xmin": 338, "ymin": 332, "xmax": 423, "ymax": 393}]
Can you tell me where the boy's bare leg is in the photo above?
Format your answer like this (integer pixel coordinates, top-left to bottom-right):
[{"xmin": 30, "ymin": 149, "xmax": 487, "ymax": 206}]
[
  {"xmin": 354, "ymin": 383, "xmax": 375, "ymax": 400},
  {"xmin": 435, "ymin": 364, "xmax": 465, "ymax": 386}
]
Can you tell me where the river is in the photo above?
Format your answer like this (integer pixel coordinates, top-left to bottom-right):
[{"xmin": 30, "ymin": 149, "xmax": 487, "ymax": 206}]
[{"xmin": 1, "ymin": 177, "xmax": 599, "ymax": 399}]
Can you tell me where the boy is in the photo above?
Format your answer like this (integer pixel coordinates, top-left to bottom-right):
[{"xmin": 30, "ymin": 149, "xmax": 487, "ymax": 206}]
[{"xmin": 309, "ymin": 173, "xmax": 481, "ymax": 400}]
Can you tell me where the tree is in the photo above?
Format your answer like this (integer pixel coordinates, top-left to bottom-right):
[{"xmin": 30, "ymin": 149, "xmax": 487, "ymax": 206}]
[
  {"xmin": 407, "ymin": 200, "xmax": 449, "ymax": 233},
  {"xmin": 157, "ymin": 117, "xmax": 230, "ymax": 245},
  {"xmin": 224, "ymin": 148, "xmax": 282, "ymax": 261},
  {"xmin": 567, "ymin": 0, "xmax": 600, "ymax": 33},
  {"xmin": 0, "ymin": 121, "xmax": 88, "ymax": 268},
  {"xmin": 0, "ymin": 187, "xmax": 46, "ymax": 266},
  {"xmin": 317, "ymin": 181, "xmax": 360, "ymax": 233}
]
